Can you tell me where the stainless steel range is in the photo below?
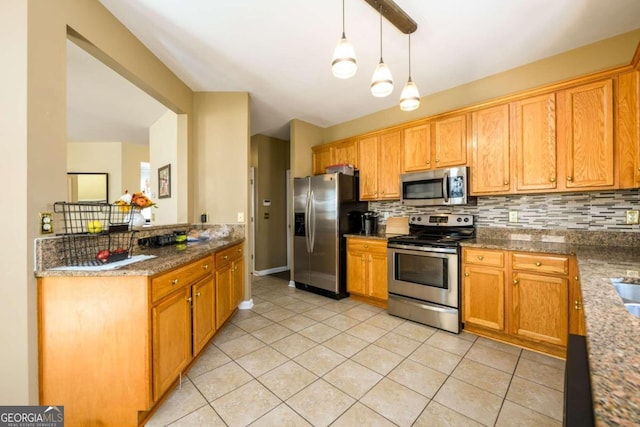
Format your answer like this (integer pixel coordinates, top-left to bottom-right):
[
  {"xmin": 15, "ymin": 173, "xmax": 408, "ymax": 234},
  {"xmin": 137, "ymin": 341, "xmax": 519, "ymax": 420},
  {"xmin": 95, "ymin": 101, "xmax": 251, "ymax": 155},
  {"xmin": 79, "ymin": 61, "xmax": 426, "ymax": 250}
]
[{"xmin": 387, "ymin": 214, "xmax": 475, "ymax": 333}]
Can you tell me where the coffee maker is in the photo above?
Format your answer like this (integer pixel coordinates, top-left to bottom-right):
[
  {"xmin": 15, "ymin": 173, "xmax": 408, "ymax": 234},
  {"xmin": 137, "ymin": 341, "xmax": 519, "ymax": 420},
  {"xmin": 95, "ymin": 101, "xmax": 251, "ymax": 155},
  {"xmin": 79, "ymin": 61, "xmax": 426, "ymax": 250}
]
[{"xmin": 362, "ymin": 211, "xmax": 379, "ymax": 235}]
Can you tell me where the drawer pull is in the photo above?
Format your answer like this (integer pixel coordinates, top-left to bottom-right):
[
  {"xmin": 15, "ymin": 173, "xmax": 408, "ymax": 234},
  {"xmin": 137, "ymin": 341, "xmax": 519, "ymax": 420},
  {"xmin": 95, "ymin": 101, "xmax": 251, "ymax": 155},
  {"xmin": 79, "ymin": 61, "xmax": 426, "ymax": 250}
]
[
  {"xmin": 535, "ymin": 262, "xmax": 542, "ymax": 267},
  {"xmin": 224, "ymin": 255, "xmax": 229, "ymax": 260},
  {"xmin": 195, "ymin": 292, "xmax": 201, "ymax": 297},
  {"xmin": 237, "ymin": 248, "xmax": 242, "ymax": 253},
  {"xmin": 513, "ymin": 279, "xmax": 519, "ymax": 285},
  {"xmin": 203, "ymin": 264, "xmax": 209, "ymax": 270},
  {"xmin": 171, "ymin": 279, "xmax": 179, "ymax": 285},
  {"xmin": 364, "ymin": 244, "xmax": 369, "ymax": 249},
  {"xmin": 477, "ymin": 255, "xmax": 484, "ymax": 261}
]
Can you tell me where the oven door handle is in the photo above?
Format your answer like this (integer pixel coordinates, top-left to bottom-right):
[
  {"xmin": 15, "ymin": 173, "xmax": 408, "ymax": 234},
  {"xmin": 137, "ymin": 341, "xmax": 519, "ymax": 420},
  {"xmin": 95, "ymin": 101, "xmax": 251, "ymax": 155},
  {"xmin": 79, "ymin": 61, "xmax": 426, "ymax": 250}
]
[{"xmin": 442, "ymin": 171, "xmax": 449, "ymax": 203}]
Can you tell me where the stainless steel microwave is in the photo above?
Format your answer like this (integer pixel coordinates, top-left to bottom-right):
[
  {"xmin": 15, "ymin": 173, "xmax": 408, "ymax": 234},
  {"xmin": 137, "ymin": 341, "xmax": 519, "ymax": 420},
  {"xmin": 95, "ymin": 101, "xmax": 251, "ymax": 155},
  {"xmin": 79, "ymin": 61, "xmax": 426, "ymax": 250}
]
[{"xmin": 400, "ymin": 167, "xmax": 476, "ymax": 206}]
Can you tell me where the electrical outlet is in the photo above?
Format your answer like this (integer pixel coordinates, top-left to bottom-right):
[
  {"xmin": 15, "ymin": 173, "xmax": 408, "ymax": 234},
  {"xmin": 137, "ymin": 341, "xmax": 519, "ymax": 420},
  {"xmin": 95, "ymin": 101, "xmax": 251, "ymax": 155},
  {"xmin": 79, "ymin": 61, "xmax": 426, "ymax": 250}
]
[
  {"xmin": 237, "ymin": 212, "xmax": 245, "ymax": 222},
  {"xmin": 508, "ymin": 211, "xmax": 518, "ymax": 223},
  {"xmin": 40, "ymin": 212, "xmax": 53, "ymax": 234},
  {"xmin": 625, "ymin": 210, "xmax": 639, "ymax": 225}
]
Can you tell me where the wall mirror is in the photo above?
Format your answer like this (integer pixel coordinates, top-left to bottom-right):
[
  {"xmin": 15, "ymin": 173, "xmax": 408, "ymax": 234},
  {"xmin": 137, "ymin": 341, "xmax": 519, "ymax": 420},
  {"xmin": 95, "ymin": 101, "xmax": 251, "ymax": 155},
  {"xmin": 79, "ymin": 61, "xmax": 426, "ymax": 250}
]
[{"xmin": 67, "ymin": 172, "xmax": 109, "ymax": 203}]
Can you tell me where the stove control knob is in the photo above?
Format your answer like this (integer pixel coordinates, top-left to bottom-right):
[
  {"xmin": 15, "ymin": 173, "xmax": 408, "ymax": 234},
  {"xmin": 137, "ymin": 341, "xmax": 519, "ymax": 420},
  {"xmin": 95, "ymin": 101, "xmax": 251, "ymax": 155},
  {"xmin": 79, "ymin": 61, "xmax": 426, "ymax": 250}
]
[
  {"xmin": 464, "ymin": 218, "xmax": 469, "ymax": 222},
  {"xmin": 457, "ymin": 218, "xmax": 462, "ymax": 222},
  {"xmin": 416, "ymin": 217, "xmax": 422, "ymax": 222},
  {"xmin": 410, "ymin": 216, "xmax": 416, "ymax": 222}
]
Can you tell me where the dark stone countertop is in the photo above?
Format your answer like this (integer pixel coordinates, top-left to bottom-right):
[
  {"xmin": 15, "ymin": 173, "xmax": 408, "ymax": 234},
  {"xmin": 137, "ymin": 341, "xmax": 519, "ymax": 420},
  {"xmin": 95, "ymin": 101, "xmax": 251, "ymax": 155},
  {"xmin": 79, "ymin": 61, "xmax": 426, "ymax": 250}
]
[
  {"xmin": 461, "ymin": 238, "xmax": 640, "ymax": 425},
  {"xmin": 35, "ymin": 237, "xmax": 245, "ymax": 278}
]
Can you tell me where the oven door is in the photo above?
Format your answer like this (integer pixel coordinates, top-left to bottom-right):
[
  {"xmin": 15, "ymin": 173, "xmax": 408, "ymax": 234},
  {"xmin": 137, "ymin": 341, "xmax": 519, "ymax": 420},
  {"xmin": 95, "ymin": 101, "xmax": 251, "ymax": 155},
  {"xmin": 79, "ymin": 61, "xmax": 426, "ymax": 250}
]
[{"xmin": 387, "ymin": 246, "xmax": 459, "ymax": 308}]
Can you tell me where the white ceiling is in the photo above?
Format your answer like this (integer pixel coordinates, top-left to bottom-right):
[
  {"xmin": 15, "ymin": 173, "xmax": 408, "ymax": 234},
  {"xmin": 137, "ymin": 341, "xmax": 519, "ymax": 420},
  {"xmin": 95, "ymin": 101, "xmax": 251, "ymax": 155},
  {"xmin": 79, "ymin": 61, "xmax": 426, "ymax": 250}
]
[{"xmin": 71, "ymin": 0, "xmax": 640, "ymax": 143}]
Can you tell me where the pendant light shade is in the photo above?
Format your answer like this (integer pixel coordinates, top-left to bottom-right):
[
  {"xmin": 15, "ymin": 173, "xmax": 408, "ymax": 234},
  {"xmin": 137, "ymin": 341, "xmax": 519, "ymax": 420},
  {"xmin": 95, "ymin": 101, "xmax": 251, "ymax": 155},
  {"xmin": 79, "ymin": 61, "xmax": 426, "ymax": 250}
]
[
  {"xmin": 371, "ymin": 6, "xmax": 393, "ymax": 97},
  {"xmin": 399, "ymin": 33, "xmax": 420, "ymax": 111},
  {"xmin": 331, "ymin": 0, "xmax": 357, "ymax": 79}
]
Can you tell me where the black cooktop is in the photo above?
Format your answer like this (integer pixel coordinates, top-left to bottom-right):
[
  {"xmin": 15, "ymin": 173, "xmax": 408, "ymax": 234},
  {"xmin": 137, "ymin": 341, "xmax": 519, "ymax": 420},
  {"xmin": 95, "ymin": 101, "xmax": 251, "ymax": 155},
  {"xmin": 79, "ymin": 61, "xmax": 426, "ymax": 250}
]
[{"xmin": 387, "ymin": 214, "xmax": 475, "ymax": 248}]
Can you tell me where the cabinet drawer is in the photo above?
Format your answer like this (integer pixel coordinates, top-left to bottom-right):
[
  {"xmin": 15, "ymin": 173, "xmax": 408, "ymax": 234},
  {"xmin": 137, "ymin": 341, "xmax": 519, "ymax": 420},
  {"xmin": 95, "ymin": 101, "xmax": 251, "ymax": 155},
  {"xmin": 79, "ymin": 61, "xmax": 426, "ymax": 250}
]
[
  {"xmin": 347, "ymin": 238, "xmax": 387, "ymax": 254},
  {"xmin": 151, "ymin": 255, "xmax": 214, "ymax": 303},
  {"xmin": 463, "ymin": 248, "xmax": 505, "ymax": 267},
  {"xmin": 512, "ymin": 253, "xmax": 569, "ymax": 275},
  {"xmin": 216, "ymin": 243, "xmax": 243, "ymax": 268}
]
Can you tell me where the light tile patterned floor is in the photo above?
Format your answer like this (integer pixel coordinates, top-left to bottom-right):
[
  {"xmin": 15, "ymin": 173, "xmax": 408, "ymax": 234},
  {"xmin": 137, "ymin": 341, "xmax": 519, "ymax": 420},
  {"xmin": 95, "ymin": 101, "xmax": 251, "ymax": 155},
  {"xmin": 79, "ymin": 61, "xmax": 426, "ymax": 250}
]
[{"xmin": 146, "ymin": 275, "xmax": 565, "ymax": 427}]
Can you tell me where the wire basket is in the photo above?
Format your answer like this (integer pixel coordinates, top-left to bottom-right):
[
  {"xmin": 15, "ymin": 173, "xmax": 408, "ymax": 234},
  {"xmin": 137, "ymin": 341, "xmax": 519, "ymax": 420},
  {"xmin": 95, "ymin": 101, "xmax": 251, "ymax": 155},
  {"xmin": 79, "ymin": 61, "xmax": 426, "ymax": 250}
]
[{"xmin": 53, "ymin": 202, "xmax": 139, "ymax": 266}]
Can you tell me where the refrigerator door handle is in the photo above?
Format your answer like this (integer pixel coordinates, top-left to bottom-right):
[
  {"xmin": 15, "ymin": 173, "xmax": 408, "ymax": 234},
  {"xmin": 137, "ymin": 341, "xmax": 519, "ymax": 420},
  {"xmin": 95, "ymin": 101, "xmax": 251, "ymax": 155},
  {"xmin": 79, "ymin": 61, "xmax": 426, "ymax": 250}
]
[
  {"xmin": 309, "ymin": 190, "xmax": 316, "ymax": 252},
  {"xmin": 304, "ymin": 189, "xmax": 311, "ymax": 252}
]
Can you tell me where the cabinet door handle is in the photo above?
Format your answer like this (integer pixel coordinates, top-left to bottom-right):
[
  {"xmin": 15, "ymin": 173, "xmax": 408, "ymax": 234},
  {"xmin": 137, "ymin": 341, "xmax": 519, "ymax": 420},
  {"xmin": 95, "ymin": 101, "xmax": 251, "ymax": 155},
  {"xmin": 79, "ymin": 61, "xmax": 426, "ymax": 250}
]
[
  {"xmin": 574, "ymin": 300, "xmax": 582, "ymax": 310},
  {"xmin": 477, "ymin": 255, "xmax": 484, "ymax": 261},
  {"xmin": 464, "ymin": 272, "xmax": 469, "ymax": 277},
  {"xmin": 436, "ymin": 159, "xmax": 440, "ymax": 163},
  {"xmin": 513, "ymin": 279, "xmax": 519, "ymax": 285},
  {"xmin": 574, "ymin": 276, "xmax": 579, "ymax": 281},
  {"xmin": 364, "ymin": 244, "xmax": 369, "ymax": 249},
  {"xmin": 171, "ymin": 279, "xmax": 179, "ymax": 285},
  {"xmin": 567, "ymin": 176, "xmax": 573, "ymax": 182},
  {"xmin": 504, "ymin": 181, "xmax": 509, "ymax": 185},
  {"xmin": 550, "ymin": 177, "xmax": 556, "ymax": 183},
  {"xmin": 426, "ymin": 160, "xmax": 430, "ymax": 165},
  {"xmin": 535, "ymin": 262, "xmax": 542, "ymax": 267},
  {"xmin": 237, "ymin": 249, "xmax": 242, "ymax": 253},
  {"xmin": 187, "ymin": 297, "xmax": 193, "ymax": 302},
  {"xmin": 195, "ymin": 292, "xmax": 201, "ymax": 297}
]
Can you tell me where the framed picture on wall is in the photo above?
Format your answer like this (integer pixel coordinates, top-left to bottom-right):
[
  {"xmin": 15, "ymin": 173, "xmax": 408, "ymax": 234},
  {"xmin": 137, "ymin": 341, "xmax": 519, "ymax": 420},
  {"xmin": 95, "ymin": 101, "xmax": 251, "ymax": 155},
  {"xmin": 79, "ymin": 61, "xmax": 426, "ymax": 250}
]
[{"xmin": 158, "ymin": 164, "xmax": 171, "ymax": 199}]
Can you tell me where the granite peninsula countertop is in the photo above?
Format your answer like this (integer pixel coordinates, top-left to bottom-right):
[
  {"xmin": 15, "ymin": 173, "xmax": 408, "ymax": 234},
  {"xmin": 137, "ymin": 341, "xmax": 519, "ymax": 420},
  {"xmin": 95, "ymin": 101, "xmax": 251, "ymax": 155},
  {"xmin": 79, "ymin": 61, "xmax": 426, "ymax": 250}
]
[
  {"xmin": 461, "ymin": 238, "xmax": 640, "ymax": 425},
  {"xmin": 35, "ymin": 236, "xmax": 245, "ymax": 278}
]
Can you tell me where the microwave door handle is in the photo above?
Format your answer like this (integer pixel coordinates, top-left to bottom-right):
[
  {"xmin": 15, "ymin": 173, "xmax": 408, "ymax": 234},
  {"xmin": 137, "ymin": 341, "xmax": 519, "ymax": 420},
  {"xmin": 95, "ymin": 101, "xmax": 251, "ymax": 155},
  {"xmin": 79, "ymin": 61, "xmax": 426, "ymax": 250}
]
[{"xmin": 442, "ymin": 172, "xmax": 450, "ymax": 203}]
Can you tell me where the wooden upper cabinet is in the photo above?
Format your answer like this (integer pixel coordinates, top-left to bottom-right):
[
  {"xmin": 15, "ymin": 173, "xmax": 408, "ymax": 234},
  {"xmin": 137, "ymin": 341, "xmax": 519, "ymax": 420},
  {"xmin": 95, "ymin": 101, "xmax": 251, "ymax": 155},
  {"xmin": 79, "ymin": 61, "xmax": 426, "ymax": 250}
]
[
  {"xmin": 471, "ymin": 104, "xmax": 511, "ymax": 194},
  {"xmin": 557, "ymin": 79, "xmax": 614, "ymax": 189},
  {"xmin": 312, "ymin": 145, "xmax": 333, "ymax": 175},
  {"xmin": 333, "ymin": 139, "xmax": 358, "ymax": 169},
  {"xmin": 403, "ymin": 122, "xmax": 431, "ymax": 172},
  {"xmin": 358, "ymin": 135, "xmax": 379, "ymax": 200},
  {"xmin": 433, "ymin": 114, "xmax": 467, "ymax": 168},
  {"xmin": 359, "ymin": 130, "xmax": 402, "ymax": 200},
  {"xmin": 616, "ymin": 71, "xmax": 640, "ymax": 188},
  {"xmin": 511, "ymin": 93, "xmax": 557, "ymax": 191},
  {"xmin": 378, "ymin": 130, "xmax": 402, "ymax": 199}
]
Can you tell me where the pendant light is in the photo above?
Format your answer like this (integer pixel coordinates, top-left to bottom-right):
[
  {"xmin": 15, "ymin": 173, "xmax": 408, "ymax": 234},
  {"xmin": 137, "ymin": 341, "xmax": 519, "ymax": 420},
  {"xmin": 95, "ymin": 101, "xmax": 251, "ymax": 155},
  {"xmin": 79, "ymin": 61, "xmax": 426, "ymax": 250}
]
[
  {"xmin": 399, "ymin": 33, "xmax": 420, "ymax": 111},
  {"xmin": 370, "ymin": 5, "xmax": 393, "ymax": 97},
  {"xmin": 331, "ymin": 0, "xmax": 357, "ymax": 79}
]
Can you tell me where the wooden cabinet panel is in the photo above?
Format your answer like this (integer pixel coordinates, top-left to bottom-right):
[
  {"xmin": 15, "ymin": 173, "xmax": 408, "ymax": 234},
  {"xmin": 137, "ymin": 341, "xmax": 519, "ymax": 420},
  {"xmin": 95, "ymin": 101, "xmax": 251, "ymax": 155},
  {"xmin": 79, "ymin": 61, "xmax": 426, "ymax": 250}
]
[
  {"xmin": 151, "ymin": 256, "xmax": 213, "ymax": 303},
  {"xmin": 403, "ymin": 123, "xmax": 431, "ymax": 172},
  {"xmin": 358, "ymin": 135, "xmax": 379, "ymax": 200},
  {"xmin": 378, "ymin": 130, "xmax": 402, "ymax": 199},
  {"xmin": 512, "ymin": 93, "xmax": 557, "ymax": 191},
  {"xmin": 215, "ymin": 243, "xmax": 244, "ymax": 328},
  {"xmin": 616, "ymin": 71, "xmax": 640, "ymax": 188},
  {"xmin": 511, "ymin": 253, "xmax": 569, "ymax": 275},
  {"xmin": 215, "ymin": 264, "xmax": 233, "ymax": 329},
  {"xmin": 463, "ymin": 248, "xmax": 505, "ymax": 268},
  {"xmin": 333, "ymin": 139, "xmax": 358, "ymax": 168},
  {"xmin": 471, "ymin": 104, "xmax": 511, "ymax": 194},
  {"xmin": 192, "ymin": 276, "xmax": 216, "ymax": 355},
  {"xmin": 152, "ymin": 286, "xmax": 192, "ymax": 400},
  {"xmin": 233, "ymin": 257, "xmax": 245, "ymax": 307},
  {"xmin": 433, "ymin": 114, "xmax": 467, "ymax": 167},
  {"xmin": 312, "ymin": 145, "xmax": 333, "ymax": 175},
  {"xmin": 569, "ymin": 273, "xmax": 586, "ymax": 336},
  {"xmin": 346, "ymin": 238, "xmax": 388, "ymax": 306},
  {"xmin": 463, "ymin": 265, "xmax": 505, "ymax": 331},
  {"xmin": 510, "ymin": 272, "xmax": 568, "ymax": 347},
  {"xmin": 558, "ymin": 79, "xmax": 614, "ymax": 189}
]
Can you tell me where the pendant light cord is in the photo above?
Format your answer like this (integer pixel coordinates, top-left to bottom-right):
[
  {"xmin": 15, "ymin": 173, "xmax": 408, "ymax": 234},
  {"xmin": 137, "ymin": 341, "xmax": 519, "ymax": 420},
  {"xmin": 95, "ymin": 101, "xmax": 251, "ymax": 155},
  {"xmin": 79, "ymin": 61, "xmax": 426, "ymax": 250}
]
[
  {"xmin": 342, "ymin": 0, "xmax": 346, "ymax": 37},
  {"xmin": 379, "ymin": 5, "xmax": 383, "ymax": 61},
  {"xmin": 408, "ymin": 33, "xmax": 412, "ymax": 79}
]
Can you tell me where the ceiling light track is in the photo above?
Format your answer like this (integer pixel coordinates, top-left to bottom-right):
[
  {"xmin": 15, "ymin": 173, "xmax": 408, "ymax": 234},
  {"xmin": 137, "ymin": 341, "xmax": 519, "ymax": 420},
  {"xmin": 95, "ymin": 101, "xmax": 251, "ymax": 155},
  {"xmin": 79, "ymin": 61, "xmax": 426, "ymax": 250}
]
[{"xmin": 363, "ymin": 0, "xmax": 417, "ymax": 34}]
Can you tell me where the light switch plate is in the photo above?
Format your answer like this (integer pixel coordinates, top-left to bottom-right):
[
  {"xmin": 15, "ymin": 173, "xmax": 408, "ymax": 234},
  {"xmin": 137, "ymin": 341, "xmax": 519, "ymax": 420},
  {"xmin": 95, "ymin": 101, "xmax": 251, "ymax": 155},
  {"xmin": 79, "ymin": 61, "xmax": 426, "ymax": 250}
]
[
  {"xmin": 625, "ymin": 210, "xmax": 639, "ymax": 225},
  {"xmin": 508, "ymin": 211, "xmax": 518, "ymax": 223}
]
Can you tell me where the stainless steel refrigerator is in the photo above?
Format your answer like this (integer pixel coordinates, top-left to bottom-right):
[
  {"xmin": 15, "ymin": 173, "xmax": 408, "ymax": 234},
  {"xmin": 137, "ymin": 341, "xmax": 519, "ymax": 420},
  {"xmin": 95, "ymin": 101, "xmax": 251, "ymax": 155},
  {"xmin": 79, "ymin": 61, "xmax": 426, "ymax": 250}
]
[{"xmin": 293, "ymin": 173, "xmax": 367, "ymax": 299}]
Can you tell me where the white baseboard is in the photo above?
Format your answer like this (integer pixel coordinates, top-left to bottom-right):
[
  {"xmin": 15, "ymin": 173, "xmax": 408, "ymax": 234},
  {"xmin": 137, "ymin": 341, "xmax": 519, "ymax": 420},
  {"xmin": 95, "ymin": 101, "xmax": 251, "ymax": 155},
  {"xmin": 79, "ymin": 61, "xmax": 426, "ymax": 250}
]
[
  {"xmin": 238, "ymin": 299, "xmax": 254, "ymax": 310},
  {"xmin": 253, "ymin": 266, "xmax": 289, "ymax": 276}
]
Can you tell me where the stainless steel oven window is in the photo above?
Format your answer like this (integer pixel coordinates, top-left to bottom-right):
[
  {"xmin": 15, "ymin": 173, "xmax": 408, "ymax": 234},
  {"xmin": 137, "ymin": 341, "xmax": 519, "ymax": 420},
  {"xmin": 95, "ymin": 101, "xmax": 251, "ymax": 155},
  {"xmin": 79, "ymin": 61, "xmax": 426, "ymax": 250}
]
[{"xmin": 395, "ymin": 252, "xmax": 448, "ymax": 289}]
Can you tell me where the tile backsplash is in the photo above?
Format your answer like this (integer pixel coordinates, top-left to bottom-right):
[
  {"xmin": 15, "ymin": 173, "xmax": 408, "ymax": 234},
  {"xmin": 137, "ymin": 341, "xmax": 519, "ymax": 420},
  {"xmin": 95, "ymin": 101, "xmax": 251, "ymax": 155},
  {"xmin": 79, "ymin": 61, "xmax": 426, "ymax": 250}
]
[{"xmin": 370, "ymin": 189, "xmax": 640, "ymax": 232}]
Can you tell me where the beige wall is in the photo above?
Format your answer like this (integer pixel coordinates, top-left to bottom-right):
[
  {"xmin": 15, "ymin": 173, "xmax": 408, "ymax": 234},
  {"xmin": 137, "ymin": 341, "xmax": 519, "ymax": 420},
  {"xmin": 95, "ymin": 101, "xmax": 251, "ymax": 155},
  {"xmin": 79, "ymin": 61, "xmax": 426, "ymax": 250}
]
[
  {"xmin": 251, "ymin": 135, "xmax": 290, "ymax": 272},
  {"xmin": 68, "ymin": 142, "xmax": 121, "ymax": 203},
  {"xmin": 122, "ymin": 142, "xmax": 150, "ymax": 196},
  {"xmin": 323, "ymin": 29, "xmax": 640, "ymax": 142},
  {"xmin": 2, "ymin": 0, "xmax": 193, "ymax": 404},
  {"xmin": 150, "ymin": 110, "xmax": 181, "ymax": 225},
  {"xmin": 289, "ymin": 119, "xmax": 324, "ymax": 178}
]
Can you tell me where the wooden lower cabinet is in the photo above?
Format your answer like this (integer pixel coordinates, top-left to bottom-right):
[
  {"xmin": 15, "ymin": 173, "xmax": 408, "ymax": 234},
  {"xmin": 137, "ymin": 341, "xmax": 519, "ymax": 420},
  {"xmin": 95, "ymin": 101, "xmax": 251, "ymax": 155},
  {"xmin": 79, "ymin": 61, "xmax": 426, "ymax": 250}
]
[
  {"xmin": 38, "ymin": 243, "xmax": 244, "ymax": 427},
  {"xmin": 215, "ymin": 243, "xmax": 244, "ymax": 328},
  {"xmin": 346, "ymin": 238, "xmax": 388, "ymax": 308},
  {"xmin": 462, "ymin": 247, "xmax": 576, "ymax": 357}
]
